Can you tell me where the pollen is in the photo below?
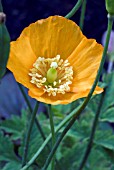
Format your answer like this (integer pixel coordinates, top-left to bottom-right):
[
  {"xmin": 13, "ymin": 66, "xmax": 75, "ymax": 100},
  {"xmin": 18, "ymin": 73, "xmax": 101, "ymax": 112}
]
[{"xmin": 29, "ymin": 55, "xmax": 73, "ymax": 96}]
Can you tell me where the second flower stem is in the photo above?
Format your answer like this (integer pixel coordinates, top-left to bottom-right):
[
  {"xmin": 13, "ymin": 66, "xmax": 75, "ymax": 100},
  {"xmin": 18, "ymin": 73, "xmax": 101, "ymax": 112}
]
[
  {"xmin": 48, "ymin": 104, "xmax": 55, "ymax": 170},
  {"xmin": 77, "ymin": 91, "xmax": 106, "ymax": 170},
  {"xmin": 65, "ymin": 0, "xmax": 83, "ymax": 19},
  {"xmin": 18, "ymin": 83, "xmax": 46, "ymax": 141},
  {"xmin": 79, "ymin": 0, "xmax": 87, "ymax": 30},
  {"xmin": 22, "ymin": 102, "xmax": 39, "ymax": 167}
]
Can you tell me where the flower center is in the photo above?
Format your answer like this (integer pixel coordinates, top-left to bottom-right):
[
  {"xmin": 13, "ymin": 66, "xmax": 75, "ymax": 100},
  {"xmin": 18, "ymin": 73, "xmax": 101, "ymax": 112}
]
[{"xmin": 29, "ymin": 55, "xmax": 73, "ymax": 96}]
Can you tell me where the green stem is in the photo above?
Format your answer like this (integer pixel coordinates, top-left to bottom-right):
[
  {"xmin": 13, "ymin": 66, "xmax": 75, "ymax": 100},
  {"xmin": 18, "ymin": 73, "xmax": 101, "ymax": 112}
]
[
  {"xmin": 0, "ymin": 0, "xmax": 3, "ymax": 12},
  {"xmin": 18, "ymin": 83, "xmax": 46, "ymax": 141},
  {"xmin": 65, "ymin": 0, "xmax": 83, "ymax": 19},
  {"xmin": 77, "ymin": 91, "xmax": 106, "ymax": 170},
  {"xmin": 22, "ymin": 102, "xmax": 39, "ymax": 167},
  {"xmin": 40, "ymin": 15, "xmax": 114, "ymax": 170},
  {"xmin": 48, "ymin": 105, "xmax": 55, "ymax": 170},
  {"xmin": 79, "ymin": 0, "xmax": 87, "ymax": 30}
]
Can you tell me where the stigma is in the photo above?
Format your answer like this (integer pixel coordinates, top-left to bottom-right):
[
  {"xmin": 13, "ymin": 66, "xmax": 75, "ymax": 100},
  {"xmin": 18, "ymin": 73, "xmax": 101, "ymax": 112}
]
[{"xmin": 29, "ymin": 55, "xmax": 73, "ymax": 96}]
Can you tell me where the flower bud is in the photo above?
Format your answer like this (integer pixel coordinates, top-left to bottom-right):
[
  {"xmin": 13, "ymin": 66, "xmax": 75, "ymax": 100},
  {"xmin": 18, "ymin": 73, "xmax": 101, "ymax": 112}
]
[
  {"xmin": 47, "ymin": 68, "xmax": 57, "ymax": 83},
  {"xmin": 105, "ymin": 0, "xmax": 114, "ymax": 15}
]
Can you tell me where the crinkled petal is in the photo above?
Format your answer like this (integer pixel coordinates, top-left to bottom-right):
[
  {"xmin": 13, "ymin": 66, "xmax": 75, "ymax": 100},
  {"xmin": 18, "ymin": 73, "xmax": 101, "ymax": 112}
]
[
  {"xmin": 21, "ymin": 16, "xmax": 84, "ymax": 59},
  {"xmin": 68, "ymin": 38, "xmax": 103, "ymax": 92}
]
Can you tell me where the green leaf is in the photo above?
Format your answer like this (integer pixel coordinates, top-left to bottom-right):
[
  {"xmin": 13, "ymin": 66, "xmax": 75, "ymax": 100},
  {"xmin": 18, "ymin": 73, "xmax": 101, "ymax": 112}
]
[
  {"xmin": 87, "ymin": 94, "xmax": 102, "ymax": 114},
  {"xmin": 2, "ymin": 161, "xmax": 21, "ymax": 170},
  {"xmin": 86, "ymin": 147, "xmax": 112, "ymax": 170},
  {"xmin": 0, "ymin": 132, "xmax": 18, "ymax": 162},
  {"xmin": 0, "ymin": 110, "xmax": 27, "ymax": 140},
  {"xmin": 102, "ymin": 148, "xmax": 114, "ymax": 163},
  {"xmin": 59, "ymin": 141, "xmax": 87, "ymax": 170},
  {"xmin": 100, "ymin": 107, "xmax": 114, "ymax": 123},
  {"xmin": 102, "ymin": 72, "xmax": 114, "ymax": 112},
  {"xmin": 94, "ymin": 130, "xmax": 114, "ymax": 150}
]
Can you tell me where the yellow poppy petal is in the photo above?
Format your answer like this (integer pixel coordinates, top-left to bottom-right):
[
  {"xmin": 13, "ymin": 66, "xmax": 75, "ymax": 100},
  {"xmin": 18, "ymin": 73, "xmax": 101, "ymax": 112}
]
[
  {"xmin": 21, "ymin": 16, "xmax": 84, "ymax": 59},
  {"xmin": 68, "ymin": 38, "xmax": 103, "ymax": 80},
  {"xmin": 28, "ymin": 86, "xmax": 103, "ymax": 105},
  {"xmin": 67, "ymin": 38, "xmax": 103, "ymax": 92},
  {"xmin": 7, "ymin": 37, "xmax": 37, "ymax": 89}
]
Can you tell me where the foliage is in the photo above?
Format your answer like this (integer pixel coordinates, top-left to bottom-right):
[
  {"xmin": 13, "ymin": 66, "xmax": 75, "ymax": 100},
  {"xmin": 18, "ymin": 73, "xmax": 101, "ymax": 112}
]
[{"xmin": 1, "ymin": 71, "xmax": 114, "ymax": 170}]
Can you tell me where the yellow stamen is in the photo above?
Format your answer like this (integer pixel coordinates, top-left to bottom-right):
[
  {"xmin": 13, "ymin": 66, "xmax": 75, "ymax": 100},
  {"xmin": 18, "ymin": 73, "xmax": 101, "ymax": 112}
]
[{"xmin": 29, "ymin": 55, "xmax": 73, "ymax": 96}]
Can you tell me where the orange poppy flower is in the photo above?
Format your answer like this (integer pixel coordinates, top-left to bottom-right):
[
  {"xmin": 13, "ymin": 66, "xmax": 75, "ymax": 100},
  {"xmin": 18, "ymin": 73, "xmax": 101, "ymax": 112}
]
[{"xmin": 7, "ymin": 16, "xmax": 103, "ymax": 105}]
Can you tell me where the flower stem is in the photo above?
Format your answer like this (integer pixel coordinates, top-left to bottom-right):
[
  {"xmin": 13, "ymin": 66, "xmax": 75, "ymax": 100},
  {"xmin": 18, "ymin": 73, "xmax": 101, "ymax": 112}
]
[
  {"xmin": 77, "ymin": 91, "xmax": 106, "ymax": 170},
  {"xmin": 18, "ymin": 83, "xmax": 46, "ymax": 141},
  {"xmin": 79, "ymin": 0, "xmax": 87, "ymax": 30},
  {"xmin": 48, "ymin": 105, "xmax": 55, "ymax": 170},
  {"xmin": 39, "ymin": 15, "xmax": 114, "ymax": 170},
  {"xmin": 22, "ymin": 102, "xmax": 39, "ymax": 167},
  {"xmin": 65, "ymin": 0, "xmax": 83, "ymax": 19},
  {"xmin": 0, "ymin": 0, "xmax": 3, "ymax": 12},
  {"xmin": 20, "ymin": 14, "xmax": 114, "ymax": 170}
]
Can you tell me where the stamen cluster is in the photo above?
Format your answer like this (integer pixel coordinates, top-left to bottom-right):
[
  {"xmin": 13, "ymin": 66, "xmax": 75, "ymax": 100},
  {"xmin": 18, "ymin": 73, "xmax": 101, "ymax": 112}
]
[{"xmin": 29, "ymin": 55, "xmax": 73, "ymax": 96}]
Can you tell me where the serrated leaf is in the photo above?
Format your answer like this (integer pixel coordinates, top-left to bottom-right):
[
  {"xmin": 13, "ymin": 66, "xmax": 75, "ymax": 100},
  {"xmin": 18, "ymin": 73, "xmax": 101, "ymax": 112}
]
[
  {"xmin": 0, "ymin": 110, "xmax": 27, "ymax": 140},
  {"xmin": 0, "ymin": 132, "xmax": 18, "ymax": 162}
]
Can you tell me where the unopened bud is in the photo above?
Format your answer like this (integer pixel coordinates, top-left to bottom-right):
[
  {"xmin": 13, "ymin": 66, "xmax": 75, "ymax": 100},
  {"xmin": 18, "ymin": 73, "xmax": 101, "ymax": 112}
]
[{"xmin": 105, "ymin": 0, "xmax": 114, "ymax": 15}]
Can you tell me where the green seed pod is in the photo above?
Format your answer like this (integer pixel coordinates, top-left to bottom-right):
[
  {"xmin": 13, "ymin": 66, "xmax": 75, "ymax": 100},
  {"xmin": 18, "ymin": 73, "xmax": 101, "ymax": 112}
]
[
  {"xmin": 47, "ymin": 68, "xmax": 57, "ymax": 83},
  {"xmin": 0, "ymin": 1, "xmax": 10, "ymax": 78},
  {"xmin": 105, "ymin": 0, "xmax": 114, "ymax": 15}
]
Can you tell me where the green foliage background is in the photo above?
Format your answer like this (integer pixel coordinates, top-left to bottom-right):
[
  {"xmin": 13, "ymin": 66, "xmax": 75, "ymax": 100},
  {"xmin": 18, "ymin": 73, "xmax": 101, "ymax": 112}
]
[{"xmin": 0, "ymin": 72, "xmax": 114, "ymax": 170}]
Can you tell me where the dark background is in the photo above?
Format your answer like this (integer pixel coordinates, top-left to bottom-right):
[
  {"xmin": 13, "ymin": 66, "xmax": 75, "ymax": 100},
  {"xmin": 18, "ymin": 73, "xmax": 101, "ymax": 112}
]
[{"xmin": 2, "ymin": 0, "xmax": 112, "ymax": 43}]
